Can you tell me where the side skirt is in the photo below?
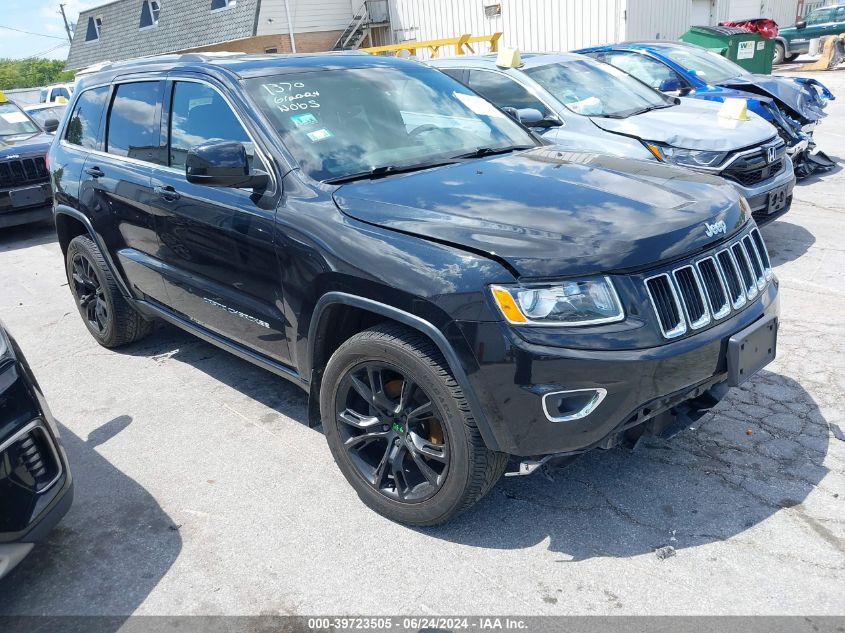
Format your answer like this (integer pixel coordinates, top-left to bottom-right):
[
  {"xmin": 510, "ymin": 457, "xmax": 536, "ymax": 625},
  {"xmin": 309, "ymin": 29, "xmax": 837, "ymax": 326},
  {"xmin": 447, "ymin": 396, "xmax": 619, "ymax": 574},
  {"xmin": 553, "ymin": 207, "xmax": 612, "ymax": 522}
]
[{"xmin": 135, "ymin": 298, "xmax": 308, "ymax": 393}]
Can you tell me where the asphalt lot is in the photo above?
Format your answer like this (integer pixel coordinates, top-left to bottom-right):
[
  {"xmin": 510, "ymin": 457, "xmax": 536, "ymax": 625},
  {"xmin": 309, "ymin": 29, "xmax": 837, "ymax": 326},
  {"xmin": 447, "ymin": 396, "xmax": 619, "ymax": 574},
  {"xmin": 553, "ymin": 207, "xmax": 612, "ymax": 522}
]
[{"xmin": 0, "ymin": 68, "xmax": 843, "ymax": 618}]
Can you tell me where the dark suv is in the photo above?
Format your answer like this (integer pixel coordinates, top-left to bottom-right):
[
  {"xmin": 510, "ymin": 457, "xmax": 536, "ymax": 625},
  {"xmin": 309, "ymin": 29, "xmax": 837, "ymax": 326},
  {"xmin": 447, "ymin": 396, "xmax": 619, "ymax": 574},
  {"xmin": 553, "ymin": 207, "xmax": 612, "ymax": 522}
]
[
  {"xmin": 48, "ymin": 53, "xmax": 779, "ymax": 525},
  {"xmin": 0, "ymin": 97, "xmax": 57, "ymax": 229}
]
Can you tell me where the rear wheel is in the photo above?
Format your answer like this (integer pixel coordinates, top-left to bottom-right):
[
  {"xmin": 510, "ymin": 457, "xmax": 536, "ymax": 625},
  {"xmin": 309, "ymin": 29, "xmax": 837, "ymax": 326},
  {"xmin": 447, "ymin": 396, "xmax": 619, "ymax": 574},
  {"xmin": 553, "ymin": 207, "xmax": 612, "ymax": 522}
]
[
  {"xmin": 786, "ymin": 53, "xmax": 800, "ymax": 62},
  {"xmin": 66, "ymin": 235, "xmax": 153, "ymax": 348},
  {"xmin": 321, "ymin": 323, "xmax": 508, "ymax": 525}
]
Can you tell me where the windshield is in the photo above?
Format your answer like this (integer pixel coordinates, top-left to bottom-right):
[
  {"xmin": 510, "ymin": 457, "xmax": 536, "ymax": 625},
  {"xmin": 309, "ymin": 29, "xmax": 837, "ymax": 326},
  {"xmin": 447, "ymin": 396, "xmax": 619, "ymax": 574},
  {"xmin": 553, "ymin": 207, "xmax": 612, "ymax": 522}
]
[
  {"xmin": 245, "ymin": 65, "xmax": 536, "ymax": 181},
  {"xmin": 0, "ymin": 102, "xmax": 40, "ymax": 137},
  {"xmin": 524, "ymin": 59, "xmax": 671, "ymax": 118},
  {"xmin": 659, "ymin": 46, "xmax": 749, "ymax": 83}
]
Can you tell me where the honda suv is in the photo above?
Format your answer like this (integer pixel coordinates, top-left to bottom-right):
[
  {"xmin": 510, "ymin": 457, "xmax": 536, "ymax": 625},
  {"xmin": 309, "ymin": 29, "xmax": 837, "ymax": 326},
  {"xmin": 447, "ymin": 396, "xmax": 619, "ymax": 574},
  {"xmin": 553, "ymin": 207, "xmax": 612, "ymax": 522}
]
[{"xmin": 48, "ymin": 53, "xmax": 779, "ymax": 525}]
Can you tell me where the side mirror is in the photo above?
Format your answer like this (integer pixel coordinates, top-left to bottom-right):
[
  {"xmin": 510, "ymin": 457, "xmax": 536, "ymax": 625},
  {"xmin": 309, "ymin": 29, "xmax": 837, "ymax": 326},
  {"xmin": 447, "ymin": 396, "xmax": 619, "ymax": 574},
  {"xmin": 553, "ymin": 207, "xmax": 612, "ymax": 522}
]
[
  {"xmin": 514, "ymin": 107, "xmax": 544, "ymax": 125},
  {"xmin": 185, "ymin": 140, "xmax": 268, "ymax": 189},
  {"xmin": 658, "ymin": 77, "xmax": 682, "ymax": 93},
  {"xmin": 795, "ymin": 20, "xmax": 806, "ymax": 30},
  {"xmin": 42, "ymin": 118, "xmax": 60, "ymax": 133}
]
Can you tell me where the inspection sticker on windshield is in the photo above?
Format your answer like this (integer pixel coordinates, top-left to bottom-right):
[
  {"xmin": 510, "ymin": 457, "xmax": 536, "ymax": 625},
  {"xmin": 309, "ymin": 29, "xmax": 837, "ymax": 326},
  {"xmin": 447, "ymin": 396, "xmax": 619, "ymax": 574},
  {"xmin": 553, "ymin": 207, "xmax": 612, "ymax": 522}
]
[
  {"xmin": 1, "ymin": 112, "xmax": 28, "ymax": 124},
  {"xmin": 306, "ymin": 128, "xmax": 333, "ymax": 142},
  {"xmin": 454, "ymin": 92, "xmax": 505, "ymax": 118},
  {"xmin": 291, "ymin": 112, "xmax": 318, "ymax": 128}
]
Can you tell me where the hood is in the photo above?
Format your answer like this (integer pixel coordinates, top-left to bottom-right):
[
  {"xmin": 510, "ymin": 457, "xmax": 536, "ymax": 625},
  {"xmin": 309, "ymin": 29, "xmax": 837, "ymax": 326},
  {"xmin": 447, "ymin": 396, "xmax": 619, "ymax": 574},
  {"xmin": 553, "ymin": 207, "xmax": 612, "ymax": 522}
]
[
  {"xmin": 588, "ymin": 99, "xmax": 776, "ymax": 151},
  {"xmin": 333, "ymin": 148, "xmax": 744, "ymax": 278},
  {"xmin": 717, "ymin": 74, "xmax": 832, "ymax": 122},
  {"xmin": 0, "ymin": 131, "xmax": 52, "ymax": 156}
]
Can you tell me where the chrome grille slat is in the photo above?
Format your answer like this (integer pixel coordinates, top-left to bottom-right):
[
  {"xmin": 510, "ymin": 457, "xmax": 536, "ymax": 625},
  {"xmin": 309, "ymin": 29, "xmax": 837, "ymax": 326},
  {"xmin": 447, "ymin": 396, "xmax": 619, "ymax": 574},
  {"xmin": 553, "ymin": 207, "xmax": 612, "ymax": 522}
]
[
  {"xmin": 672, "ymin": 265, "xmax": 710, "ymax": 329},
  {"xmin": 731, "ymin": 241, "xmax": 758, "ymax": 299},
  {"xmin": 742, "ymin": 235, "xmax": 766, "ymax": 290},
  {"xmin": 750, "ymin": 228, "xmax": 772, "ymax": 279},
  {"xmin": 646, "ymin": 229, "xmax": 773, "ymax": 339},
  {"xmin": 696, "ymin": 257, "xmax": 731, "ymax": 320},
  {"xmin": 645, "ymin": 274, "xmax": 686, "ymax": 339}
]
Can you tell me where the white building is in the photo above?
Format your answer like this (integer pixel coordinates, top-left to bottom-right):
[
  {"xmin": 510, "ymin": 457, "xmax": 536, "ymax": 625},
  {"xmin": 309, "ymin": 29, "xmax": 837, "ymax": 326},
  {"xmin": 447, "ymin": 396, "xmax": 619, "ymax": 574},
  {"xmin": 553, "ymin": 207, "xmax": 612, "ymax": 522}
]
[{"xmin": 380, "ymin": 0, "xmax": 803, "ymax": 56}]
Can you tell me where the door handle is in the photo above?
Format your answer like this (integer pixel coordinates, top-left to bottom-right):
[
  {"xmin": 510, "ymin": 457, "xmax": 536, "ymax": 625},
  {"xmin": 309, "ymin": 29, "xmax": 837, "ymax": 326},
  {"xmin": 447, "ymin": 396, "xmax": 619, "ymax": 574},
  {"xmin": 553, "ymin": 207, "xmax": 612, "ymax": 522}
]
[
  {"xmin": 153, "ymin": 185, "xmax": 181, "ymax": 202},
  {"xmin": 85, "ymin": 166, "xmax": 104, "ymax": 178}
]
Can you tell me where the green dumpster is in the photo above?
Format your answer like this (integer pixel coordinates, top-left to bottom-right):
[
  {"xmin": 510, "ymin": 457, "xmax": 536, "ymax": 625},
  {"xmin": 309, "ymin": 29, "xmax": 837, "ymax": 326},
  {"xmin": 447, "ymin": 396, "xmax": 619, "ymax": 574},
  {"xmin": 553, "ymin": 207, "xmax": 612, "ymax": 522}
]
[{"xmin": 680, "ymin": 26, "xmax": 774, "ymax": 74}]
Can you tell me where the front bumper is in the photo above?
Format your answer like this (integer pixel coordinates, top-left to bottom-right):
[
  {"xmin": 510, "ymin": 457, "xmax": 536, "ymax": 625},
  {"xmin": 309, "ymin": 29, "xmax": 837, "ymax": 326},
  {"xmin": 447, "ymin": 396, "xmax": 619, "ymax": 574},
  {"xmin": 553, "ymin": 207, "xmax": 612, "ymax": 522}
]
[
  {"xmin": 0, "ymin": 337, "xmax": 73, "ymax": 580},
  {"xmin": 0, "ymin": 181, "xmax": 53, "ymax": 229},
  {"xmin": 725, "ymin": 156, "xmax": 796, "ymax": 223},
  {"xmin": 459, "ymin": 282, "xmax": 779, "ymax": 456}
]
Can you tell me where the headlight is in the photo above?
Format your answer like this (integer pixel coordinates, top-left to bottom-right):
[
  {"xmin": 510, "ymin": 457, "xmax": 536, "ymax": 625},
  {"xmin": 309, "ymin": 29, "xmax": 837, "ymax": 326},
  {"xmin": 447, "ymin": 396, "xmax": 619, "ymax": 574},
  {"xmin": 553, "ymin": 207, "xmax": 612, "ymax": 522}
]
[
  {"xmin": 645, "ymin": 143, "xmax": 727, "ymax": 169},
  {"xmin": 490, "ymin": 277, "xmax": 624, "ymax": 326}
]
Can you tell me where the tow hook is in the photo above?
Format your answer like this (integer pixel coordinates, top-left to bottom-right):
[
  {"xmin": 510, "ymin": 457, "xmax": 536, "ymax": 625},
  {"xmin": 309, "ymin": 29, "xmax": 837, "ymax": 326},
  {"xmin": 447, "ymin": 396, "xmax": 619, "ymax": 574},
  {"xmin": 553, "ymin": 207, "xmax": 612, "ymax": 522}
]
[{"xmin": 505, "ymin": 452, "xmax": 582, "ymax": 477}]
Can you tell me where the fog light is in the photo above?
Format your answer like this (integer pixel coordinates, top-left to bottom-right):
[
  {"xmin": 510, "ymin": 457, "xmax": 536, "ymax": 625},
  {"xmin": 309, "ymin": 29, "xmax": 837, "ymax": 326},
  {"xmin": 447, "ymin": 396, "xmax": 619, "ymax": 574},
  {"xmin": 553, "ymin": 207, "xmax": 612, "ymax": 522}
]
[{"xmin": 542, "ymin": 388, "xmax": 607, "ymax": 423}]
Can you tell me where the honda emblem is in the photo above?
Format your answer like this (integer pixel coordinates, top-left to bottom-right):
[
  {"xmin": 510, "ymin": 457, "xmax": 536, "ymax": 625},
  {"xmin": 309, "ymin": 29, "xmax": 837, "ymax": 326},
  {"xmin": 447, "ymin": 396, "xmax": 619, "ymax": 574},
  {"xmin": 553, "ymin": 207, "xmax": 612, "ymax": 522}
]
[{"xmin": 766, "ymin": 146, "xmax": 777, "ymax": 163}]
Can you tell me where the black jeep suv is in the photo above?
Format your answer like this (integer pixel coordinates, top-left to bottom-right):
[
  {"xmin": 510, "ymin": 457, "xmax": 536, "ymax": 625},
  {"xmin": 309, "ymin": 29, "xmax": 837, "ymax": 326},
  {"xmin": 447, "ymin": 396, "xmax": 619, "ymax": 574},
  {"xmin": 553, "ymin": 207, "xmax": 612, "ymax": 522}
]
[
  {"xmin": 47, "ymin": 53, "xmax": 779, "ymax": 525},
  {"xmin": 0, "ymin": 97, "xmax": 57, "ymax": 229}
]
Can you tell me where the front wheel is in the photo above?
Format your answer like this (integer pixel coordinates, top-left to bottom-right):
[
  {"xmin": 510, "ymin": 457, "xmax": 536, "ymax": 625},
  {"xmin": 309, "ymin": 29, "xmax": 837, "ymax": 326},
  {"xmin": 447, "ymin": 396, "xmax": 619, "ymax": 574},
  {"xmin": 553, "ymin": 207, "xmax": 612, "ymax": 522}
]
[
  {"xmin": 773, "ymin": 42, "xmax": 786, "ymax": 65},
  {"xmin": 320, "ymin": 324, "xmax": 508, "ymax": 526}
]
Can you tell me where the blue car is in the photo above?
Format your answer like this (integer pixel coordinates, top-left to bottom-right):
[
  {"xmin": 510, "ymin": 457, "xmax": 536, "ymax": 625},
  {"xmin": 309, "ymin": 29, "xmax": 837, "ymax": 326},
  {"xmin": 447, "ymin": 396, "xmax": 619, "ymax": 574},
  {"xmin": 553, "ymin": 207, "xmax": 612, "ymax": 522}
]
[{"xmin": 577, "ymin": 41, "xmax": 835, "ymax": 177}]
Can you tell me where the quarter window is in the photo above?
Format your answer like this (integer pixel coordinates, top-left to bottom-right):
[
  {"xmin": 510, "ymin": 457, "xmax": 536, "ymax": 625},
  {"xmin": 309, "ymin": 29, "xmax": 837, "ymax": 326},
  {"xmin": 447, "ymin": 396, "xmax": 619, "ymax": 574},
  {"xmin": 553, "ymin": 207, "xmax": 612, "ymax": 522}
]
[
  {"xmin": 168, "ymin": 81, "xmax": 253, "ymax": 170},
  {"xmin": 65, "ymin": 86, "xmax": 109, "ymax": 149},
  {"xmin": 140, "ymin": 0, "xmax": 161, "ymax": 28},
  {"xmin": 466, "ymin": 70, "xmax": 551, "ymax": 117},
  {"xmin": 106, "ymin": 82, "xmax": 165, "ymax": 164}
]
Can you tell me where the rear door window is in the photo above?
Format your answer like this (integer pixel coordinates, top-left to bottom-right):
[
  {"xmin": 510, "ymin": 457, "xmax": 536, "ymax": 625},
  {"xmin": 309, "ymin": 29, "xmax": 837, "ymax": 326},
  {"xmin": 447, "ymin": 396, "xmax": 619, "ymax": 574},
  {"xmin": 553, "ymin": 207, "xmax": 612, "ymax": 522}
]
[
  {"xmin": 65, "ymin": 86, "xmax": 109, "ymax": 149},
  {"xmin": 105, "ymin": 81, "xmax": 165, "ymax": 164}
]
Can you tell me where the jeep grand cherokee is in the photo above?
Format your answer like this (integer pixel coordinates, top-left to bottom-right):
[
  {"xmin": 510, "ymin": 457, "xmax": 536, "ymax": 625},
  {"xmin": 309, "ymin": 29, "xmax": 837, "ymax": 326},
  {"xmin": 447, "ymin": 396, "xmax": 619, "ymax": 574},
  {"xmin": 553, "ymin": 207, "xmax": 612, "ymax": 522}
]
[{"xmin": 47, "ymin": 53, "xmax": 779, "ymax": 525}]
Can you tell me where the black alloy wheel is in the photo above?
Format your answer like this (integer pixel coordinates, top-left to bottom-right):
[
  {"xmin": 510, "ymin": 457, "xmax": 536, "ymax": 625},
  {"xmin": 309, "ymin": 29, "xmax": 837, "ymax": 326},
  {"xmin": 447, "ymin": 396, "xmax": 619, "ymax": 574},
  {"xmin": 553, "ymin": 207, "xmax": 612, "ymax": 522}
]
[
  {"xmin": 71, "ymin": 252, "xmax": 109, "ymax": 335},
  {"xmin": 335, "ymin": 362, "xmax": 450, "ymax": 502}
]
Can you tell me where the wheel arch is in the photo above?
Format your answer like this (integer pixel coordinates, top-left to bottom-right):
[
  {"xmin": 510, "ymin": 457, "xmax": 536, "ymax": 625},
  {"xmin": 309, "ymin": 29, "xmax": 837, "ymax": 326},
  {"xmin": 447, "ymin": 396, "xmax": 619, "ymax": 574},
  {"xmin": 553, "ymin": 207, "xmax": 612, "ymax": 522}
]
[
  {"xmin": 54, "ymin": 205, "xmax": 134, "ymax": 300},
  {"xmin": 305, "ymin": 292, "xmax": 501, "ymax": 452}
]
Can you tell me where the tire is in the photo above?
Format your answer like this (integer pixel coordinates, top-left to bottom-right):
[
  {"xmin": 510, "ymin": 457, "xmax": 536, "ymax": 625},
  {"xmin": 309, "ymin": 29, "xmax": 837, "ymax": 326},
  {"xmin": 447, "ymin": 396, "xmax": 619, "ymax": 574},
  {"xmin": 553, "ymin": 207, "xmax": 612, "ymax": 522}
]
[
  {"xmin": 66, "ymin": 235, "xmax": 153, "ymax": 348},
  {"xmin": 786, "ymin": 53, "xmax": 800, "ymax": 62},
  {"xmin": 320, "ymin": 323, "xmax": 508, "ymax": 526},
  {"xmin": 773, "ymin": 42, "xmax": 786, "ymax": 65}
]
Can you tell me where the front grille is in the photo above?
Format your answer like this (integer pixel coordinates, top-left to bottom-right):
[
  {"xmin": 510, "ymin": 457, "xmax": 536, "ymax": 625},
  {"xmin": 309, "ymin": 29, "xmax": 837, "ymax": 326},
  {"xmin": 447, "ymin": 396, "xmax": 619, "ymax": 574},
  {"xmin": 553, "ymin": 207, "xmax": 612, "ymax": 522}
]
[
  {"xmin": 0, "ymin": 156, "xmax": 48, "ymax": 189},
  {"xmin": 646, "ymin": 228, "xmax": 772, "ymax": 339},
  {"xmin": 722, "ymin": 141, "xmax": 786, "ymax": 187}
]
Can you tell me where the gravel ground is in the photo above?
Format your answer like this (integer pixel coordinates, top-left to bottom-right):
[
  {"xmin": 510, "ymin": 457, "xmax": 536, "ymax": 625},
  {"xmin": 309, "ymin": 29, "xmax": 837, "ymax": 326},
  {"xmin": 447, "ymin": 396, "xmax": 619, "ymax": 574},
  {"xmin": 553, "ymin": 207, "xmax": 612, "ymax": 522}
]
[{"xmin": 0, "ymin": 69, "xmax": 843, "ymax": 618}]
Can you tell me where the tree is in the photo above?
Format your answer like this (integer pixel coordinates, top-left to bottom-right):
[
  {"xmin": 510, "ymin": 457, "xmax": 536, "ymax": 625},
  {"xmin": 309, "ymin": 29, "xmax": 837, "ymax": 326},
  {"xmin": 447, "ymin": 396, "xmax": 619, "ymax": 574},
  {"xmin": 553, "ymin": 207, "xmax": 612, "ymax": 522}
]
[{"xmin": 0, "ymin": 58, "xmax": 75, "ymax": 90}]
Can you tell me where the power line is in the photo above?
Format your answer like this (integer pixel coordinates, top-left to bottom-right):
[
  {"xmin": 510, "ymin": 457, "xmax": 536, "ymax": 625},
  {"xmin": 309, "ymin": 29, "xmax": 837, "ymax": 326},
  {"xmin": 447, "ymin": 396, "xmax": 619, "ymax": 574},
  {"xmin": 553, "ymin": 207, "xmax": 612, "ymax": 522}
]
[
  {"xmin": 0, "ymin": 24, "xmax": 68, "ymax": 40},
  {"xmin": 22, "ymin": 41, "xmax": 69, "ymax": 60}
]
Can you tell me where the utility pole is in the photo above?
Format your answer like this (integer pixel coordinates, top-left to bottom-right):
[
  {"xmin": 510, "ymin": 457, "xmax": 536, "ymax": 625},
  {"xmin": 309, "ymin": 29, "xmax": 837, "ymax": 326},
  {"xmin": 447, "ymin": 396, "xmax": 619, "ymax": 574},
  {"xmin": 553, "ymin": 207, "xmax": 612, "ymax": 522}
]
[{"xmin": 59, "ymin": 4, "xmax": 73, "ymax": 44}]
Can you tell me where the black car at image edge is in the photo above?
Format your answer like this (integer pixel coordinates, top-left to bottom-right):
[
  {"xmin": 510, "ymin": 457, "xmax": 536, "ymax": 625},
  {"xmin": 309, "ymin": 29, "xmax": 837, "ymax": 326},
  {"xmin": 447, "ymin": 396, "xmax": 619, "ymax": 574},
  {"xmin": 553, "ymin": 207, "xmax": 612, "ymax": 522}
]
[
  {"xmin": 0, "ymin": 321, "xmax": 73, "ymax": 579},
  {"xmin": 47, "ymin": 52, "xmax": 780, "ymax": 525}
]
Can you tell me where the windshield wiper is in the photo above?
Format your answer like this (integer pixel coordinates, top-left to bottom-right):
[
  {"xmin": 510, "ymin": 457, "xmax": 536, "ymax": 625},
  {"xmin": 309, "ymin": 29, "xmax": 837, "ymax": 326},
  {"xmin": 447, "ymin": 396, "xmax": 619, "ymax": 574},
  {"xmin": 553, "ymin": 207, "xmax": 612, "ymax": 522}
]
[
  {"xmin": 450, "ymin": 145, "xmax": 534, "ymax": 159},
  {"xmin": 597, "ymin": 103, "xmax": 675, "ymax": 119},
  {"xmin": 324, "ymin": 160, "xmax": 458, "ymax": 185}
]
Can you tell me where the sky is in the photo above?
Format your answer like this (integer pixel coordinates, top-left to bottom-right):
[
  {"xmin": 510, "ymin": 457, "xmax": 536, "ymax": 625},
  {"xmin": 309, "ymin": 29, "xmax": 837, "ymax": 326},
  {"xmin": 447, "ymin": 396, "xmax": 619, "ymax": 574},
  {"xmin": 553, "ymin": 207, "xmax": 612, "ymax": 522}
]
[{"xmin": 1, "ymin": 0, "xmax": 94, "ymax": 60}]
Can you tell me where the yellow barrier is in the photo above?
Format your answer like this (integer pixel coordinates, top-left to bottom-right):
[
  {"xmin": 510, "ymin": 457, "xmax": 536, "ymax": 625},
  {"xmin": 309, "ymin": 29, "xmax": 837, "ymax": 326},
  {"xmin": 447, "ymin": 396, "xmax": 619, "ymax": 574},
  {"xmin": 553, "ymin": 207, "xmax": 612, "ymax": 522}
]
[{"xmin": 361, "ymin": 33, "xmax": 502, "ymax": 58}]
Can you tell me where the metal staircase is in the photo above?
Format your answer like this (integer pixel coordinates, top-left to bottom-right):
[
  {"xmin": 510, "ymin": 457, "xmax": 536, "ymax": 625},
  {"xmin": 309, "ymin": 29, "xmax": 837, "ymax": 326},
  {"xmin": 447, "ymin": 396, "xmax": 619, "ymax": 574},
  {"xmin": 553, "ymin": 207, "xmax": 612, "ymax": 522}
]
[{"xmin": 333, "ymin": 1, "xmax": 389, "ymax": 50}]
